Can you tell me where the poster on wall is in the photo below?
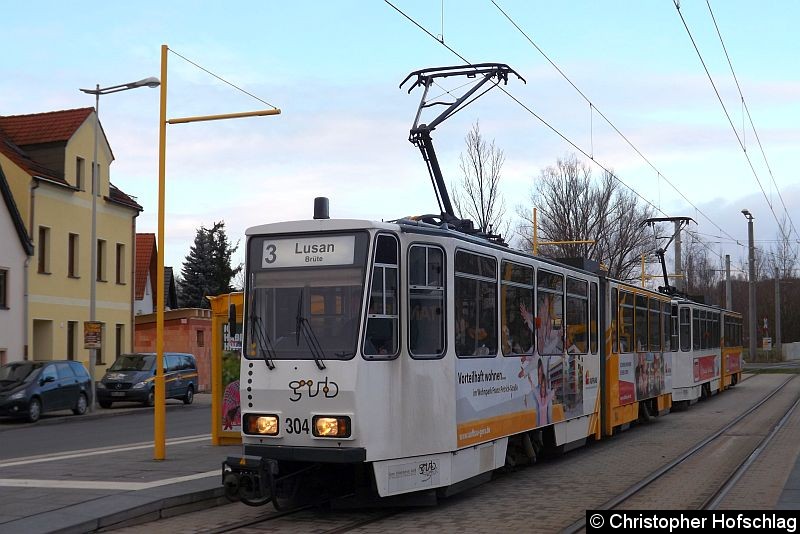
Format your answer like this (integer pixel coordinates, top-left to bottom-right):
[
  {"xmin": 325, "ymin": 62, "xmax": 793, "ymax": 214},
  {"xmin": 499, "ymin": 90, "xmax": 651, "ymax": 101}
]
[{"xmin": 221, "ymin": 322, "xmax": 242, "ymax": 434}]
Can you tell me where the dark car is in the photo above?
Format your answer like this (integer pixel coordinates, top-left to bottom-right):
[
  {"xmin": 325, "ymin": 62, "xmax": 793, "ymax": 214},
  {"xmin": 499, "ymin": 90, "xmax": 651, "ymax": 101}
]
[
  {"xmin": 96, "ymin": 352, "xmax": 197, "ymax": 408},
  {"xmin": 0, "ymin": 360, "xmax": 93, "ymax": 422}
]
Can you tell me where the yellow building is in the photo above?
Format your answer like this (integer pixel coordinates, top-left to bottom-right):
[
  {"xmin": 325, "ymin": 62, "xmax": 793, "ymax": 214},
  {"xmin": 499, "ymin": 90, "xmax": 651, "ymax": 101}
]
[{"xmin": 0, "ymin": 108, "xmax": 141, "ymax": 377}]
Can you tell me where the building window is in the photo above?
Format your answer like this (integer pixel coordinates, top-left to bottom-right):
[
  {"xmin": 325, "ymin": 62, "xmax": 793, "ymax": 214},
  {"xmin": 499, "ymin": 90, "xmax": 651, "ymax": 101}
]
[
  {"xmin": 115, "ymin": 324, "xmax": 124, "ymax": 359},
  {"xmin": 76, "ymin": 157, "xmax": 85, "ymax": 190},
  {"xmin": 116, "ymin": 243, "xmax": 125, "ymax": 284},
  {"xmin": 0, "ymin": 350, "xmax": 5, "ymax": 365},
  {"xmin": 196, "ymin": 329, "xmax": 205, "ymax": 347},
  {"xmin": 38, "ymin": 226, "xmax": 51, "ymax": 274},
  {"xmin": 68, "ymin": 233, "xmax": 80, "ymax": 278},
  {"xmin": 97, "ymin": 239, "xmax": 107, "ymax": 281},
  {"xmin": 67, "ymin": 321, "xmax": 78, "ymax": 360},
  {"xmin": 0, "ymin": 269, "xmax": 7, "ymax": 308}
]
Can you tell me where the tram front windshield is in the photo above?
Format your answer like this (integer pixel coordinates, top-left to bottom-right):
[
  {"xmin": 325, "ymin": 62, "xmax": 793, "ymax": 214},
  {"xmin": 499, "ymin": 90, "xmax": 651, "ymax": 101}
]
[{"xmin": 245, "ymin": 233, "xmax": 368, "ymax": 361}]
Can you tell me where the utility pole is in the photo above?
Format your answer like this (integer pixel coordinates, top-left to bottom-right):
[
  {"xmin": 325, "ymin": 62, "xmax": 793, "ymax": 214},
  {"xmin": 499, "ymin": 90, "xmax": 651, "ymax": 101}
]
[
  {"xmin": 725, "ymin": 254, "xmax": 731, "ymax": 309},
  {"xmin": 775, "ymin": 267, "xmax": 782, "ymax": 360},
  {"xmin": 674, "ymin": 221, "xmax": 683, "ymax": 293},
  {"xmin": 742, "ymin": 209, "xmax": 756, "ymax": 361}
]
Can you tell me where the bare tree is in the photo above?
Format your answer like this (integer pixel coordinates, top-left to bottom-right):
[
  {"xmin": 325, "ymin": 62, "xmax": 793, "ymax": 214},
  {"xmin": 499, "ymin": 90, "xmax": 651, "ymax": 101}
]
[
  {"xmin": 451, "ymin": 121, "xmax": 509, "ymax": 237},
  {"xmin": 515, "ymin": 154, "xmax": 658, "ymax": 281},
  {"xmin": 769, "ymin": 215, "xmax": 798, "ymax": 278},
  {"xmin": 682, "ymin": 234, "xmax": 722, "ymax": 304}
]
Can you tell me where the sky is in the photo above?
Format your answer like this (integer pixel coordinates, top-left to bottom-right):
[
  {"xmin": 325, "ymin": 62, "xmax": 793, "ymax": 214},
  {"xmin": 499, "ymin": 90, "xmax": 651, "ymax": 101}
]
[{"xmin": 3, "ymin": 1, "xmax": 798, "ymax": 281}]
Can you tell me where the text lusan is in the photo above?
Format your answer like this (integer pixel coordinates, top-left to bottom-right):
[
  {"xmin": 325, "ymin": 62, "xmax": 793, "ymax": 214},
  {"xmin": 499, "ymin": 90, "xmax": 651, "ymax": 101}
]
[{"xmin": 295, "ymin": 242, "xmax": 335, "ymax": 254}]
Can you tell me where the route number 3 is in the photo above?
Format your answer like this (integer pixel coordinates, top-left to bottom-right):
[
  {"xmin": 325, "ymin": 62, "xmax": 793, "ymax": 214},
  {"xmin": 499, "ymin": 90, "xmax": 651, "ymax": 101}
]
[{"xmin": 264, "ymin": 244, "xmax": 277, "ymax": 264}]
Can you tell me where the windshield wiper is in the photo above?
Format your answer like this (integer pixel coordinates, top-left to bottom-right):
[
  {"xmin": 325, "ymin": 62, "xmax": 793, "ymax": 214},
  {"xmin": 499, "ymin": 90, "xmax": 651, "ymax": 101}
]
[
  {"xmin": 249, "ymin": 276, "xmax": 276, "ymax": 370},
  {"xmin": 296, "ymin": 288, "xmax": 326, "ymax": 370},
  {"xmin": 250, "ymin": 313, "xmax": 276, "ymax": 370}
]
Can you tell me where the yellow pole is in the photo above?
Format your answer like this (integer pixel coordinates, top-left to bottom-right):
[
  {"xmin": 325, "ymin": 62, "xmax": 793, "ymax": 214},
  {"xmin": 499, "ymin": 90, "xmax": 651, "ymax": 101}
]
[
  {"xmin": 154, "ymin": 44, "xmax": 168, "ymax": 460},
  {"xmin": 168, "ymin": 109, "xmax": 280, "ymax": 124},
  {"xmin": 641, "ymin": 253, "xmax": 646, "ymax": 287},
  {"xmin": 533, "ymin": 207, "xmax": 538, "ymax": 255}
]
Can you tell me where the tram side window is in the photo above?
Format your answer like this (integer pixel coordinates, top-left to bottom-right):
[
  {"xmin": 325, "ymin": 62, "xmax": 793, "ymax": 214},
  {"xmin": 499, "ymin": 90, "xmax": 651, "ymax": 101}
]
[
  {"xmin": 663, "ymin": 302, "xmax": 671, "ymax": 352},
  {"xmin": 537, "ymin": 270, "xmax": 564, "ymax": 355},
  {"xmin": 680, "ymin": 307, "xmax": 691, "ymax": 351},
  {"xmin": 671, "ymin": 305, "xmax": 678, "ymax": 352},
  {"xmin": 649, "ymin": 298, "xmax": 662, "ymax": 352},
  {"xmin": 634, "ymin": 294, "xmax": 648, "ymax": 352},
  {"xmin": 566, "ymin": 277, "xmax": 588, "ymax": 354},
  {"xmin": 612, "ymin": 288, "xmax": 619, "ymax": 354},
  {"xmin": 711, "ymin": 313, "xmax": 718, "ymax": 349},
  {"xmin": 620, "ymin": 291, "xmax": 633, "ymax": 353},
  {"xmin": 455, "ymin": 251, "xmax": 497, "ymax": 358},
  {"xmin": 590, "ymin": 282, "xmax": 598, "ymax": 354},
  {"xmin": 737, "ymin": 319, "xmax": 743, "ymax": 346},
  {"xmin": 501, "ymin": 261, "xmax": 534, "ymax": 356},
  {"xmin": 723, "ymin": 316, "xmax": 732, "ymax": 347},
  {"xmin": 409, "ymin": 245, "xmax": 446, "ymax": 359},
  {"xmin": 363, "ymin": 234, "xmax": 399, "ymax": 359},
  {"xmin": 700, "ymin": 310, "xmax": 708, "ymax": 350},
  {"xmin": 693, "ymin": 309, "xmax": 701, "ymax": 350}
]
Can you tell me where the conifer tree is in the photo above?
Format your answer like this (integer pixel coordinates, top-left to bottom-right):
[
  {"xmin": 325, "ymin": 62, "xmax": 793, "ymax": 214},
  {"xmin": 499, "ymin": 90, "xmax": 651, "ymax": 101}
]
[{"xmin": 177, "ymin": 221, "xmax": 241, "ymax": 308}]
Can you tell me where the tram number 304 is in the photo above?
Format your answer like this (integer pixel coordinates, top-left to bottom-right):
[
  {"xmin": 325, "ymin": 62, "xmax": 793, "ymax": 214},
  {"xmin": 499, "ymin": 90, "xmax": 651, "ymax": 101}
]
[{"xmin": 285, "ymin": 418, "xmax": 310, "ymax": 434}]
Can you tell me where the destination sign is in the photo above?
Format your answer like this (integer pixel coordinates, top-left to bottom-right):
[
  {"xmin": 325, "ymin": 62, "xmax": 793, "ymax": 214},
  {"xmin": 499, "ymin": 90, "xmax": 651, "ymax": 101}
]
[{"xmin": 261, "ymin": 235, "xmax": 356, "ymax": 268}]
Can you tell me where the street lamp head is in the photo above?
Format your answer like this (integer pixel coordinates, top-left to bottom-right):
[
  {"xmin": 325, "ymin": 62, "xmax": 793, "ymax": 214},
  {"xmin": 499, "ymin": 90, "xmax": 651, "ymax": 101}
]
[
  {"xmin": 741, "ymin": 209, "xmax": 753, "ymax": 220},
  {"xmin": 80, "ymin": 76, "xmax": 160, "ymax": 95},
  {"xmin": 128, "ymin": 77, "xmax": 161, "ymax": 89}
]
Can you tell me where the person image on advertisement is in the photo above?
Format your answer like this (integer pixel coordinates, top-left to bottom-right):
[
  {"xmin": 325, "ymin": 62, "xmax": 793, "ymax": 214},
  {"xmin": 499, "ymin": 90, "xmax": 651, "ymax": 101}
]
[{"xmin": 533, "ymin": 357, "xmax": 555, "ymax": 426}]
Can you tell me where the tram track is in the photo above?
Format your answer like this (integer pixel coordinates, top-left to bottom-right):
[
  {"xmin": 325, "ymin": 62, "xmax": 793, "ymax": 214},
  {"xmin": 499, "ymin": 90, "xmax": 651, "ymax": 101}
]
[
  {"xmin": 204, "ymin": 505, "xmax": 398, "ymax": 534},
  {"xmin": 563, "ymin": 374, "xmax": 799, "ymax": 533}
]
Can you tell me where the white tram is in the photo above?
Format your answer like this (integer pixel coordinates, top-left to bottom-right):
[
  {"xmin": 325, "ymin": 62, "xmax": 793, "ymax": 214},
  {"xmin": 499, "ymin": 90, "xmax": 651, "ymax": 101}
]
[
  {"xmin": 222, "ymin": 211, "xmax": 684, "ymax": 506},
  {"xmin": 220, "ymin": 63, "xmax": 743, "ymax": 507},
  {"xmin": 670, "ymin": 299, "xmax": 743, "ymax": 406}
]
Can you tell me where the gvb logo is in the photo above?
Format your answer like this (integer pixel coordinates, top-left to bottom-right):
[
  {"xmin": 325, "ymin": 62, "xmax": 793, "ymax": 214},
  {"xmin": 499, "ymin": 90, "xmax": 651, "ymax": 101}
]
[
  {"xmin": 418, "ymin": 460, "xmax": 438, "ymax": 482},
  {"xmin": 288, "ymin": 377, "xmax": 339, "ymax": 402}
]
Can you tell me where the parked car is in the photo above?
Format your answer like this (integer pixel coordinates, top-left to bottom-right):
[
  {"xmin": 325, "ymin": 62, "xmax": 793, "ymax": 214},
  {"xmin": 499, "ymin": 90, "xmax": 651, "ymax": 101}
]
[
  {"xmin": 0, "ymin": 360, "xmax": 92, "ymax": 423},
  {"xmin": 96, "ymin": 352, "xmax": 197, "ymax": 408}
]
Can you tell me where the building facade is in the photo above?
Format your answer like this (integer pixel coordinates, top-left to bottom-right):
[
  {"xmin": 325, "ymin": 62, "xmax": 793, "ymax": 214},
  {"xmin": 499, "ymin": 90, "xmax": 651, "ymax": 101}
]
[
  {"xmin": 134, "ymin": 308, "xmax": 212, "ymax": 392},
  {"xmin": 0, "ymin": 108, "xmax": 141, "ymax": 377},
  {"xmin": 0, "ymin": 165, "xmax": 34, "ymax": 364}
]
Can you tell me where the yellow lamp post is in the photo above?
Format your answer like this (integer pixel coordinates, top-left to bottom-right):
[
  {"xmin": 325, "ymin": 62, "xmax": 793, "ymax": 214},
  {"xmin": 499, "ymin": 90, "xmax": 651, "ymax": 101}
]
[{"xmin": 154, "ymin": 44, "xmax": 280, "ymax": 459}]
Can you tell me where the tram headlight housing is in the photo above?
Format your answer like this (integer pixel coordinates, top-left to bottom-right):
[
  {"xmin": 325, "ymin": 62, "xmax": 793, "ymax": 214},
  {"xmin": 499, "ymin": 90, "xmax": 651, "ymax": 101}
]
[
  {"xmin": 243, "ymin": 414, "xmax": 279, "ymax": 436},
  {"xmin": 312, "ymin": 415, "xmax": 351, "ymax": 438}
]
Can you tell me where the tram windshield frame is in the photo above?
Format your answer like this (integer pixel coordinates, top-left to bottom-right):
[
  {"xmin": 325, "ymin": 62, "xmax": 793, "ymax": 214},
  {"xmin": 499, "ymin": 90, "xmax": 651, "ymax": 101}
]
[{"xmin": 244, "ymin": 232, "xmax": 369, "ymax": 362}]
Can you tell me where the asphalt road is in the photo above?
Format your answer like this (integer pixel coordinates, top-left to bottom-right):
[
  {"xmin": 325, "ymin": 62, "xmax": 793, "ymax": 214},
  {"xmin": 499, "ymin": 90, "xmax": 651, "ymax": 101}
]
[{"xmin": 0, "ymin": 399, "xmax": 212, "ymax": 459}]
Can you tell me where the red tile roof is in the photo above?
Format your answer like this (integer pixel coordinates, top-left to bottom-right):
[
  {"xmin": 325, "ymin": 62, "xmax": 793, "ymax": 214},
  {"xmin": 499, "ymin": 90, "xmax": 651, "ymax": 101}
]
[
  {"xmin": 135, "ymin": 233, "xmax": 157, "ymax": 301},
  {"xmin": 0, "ymin": 108, "xmax": 93, "ymax": 146},
  {"xmin": 108, "ymin": 184, "xmax": 142, "ymax": 212}
]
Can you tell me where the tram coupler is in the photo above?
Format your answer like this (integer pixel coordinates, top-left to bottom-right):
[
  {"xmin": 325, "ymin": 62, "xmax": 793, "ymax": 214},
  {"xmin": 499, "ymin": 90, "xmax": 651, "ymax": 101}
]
[{"xmin": 222, "ymin": 455, "xmax": 277, "ymax": 505}]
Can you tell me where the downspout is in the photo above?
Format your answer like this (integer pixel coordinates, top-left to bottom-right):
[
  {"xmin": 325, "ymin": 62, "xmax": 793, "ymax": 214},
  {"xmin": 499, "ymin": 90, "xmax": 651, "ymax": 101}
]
[
  {"xmin": 23, "ymin": 257, "xmax": 30, "ymax": 360},
  {"xmin": 131, "ymin": 212, "xmax": 138, "ymax": 352}
]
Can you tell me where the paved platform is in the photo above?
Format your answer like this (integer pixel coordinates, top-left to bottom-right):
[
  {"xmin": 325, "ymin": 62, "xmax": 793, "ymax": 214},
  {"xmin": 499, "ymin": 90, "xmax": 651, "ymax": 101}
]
[
  {"xmin": 0, "ymin": 395, "xmax": 239, "ymax": 534},
  {"xmin": 2, "ymin": 377, "xmax": 799, "ymax": 534}
]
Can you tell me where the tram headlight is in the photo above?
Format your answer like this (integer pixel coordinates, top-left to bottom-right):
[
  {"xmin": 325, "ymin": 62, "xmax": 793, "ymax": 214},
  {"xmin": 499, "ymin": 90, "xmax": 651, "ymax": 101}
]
[
  {"xmin": 243, "ymin": 414, "xmax": 279, "ymax": 436},
  {"xmin": 312, "ymin": 415, "xmax": 351, "ymax": 438}
]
